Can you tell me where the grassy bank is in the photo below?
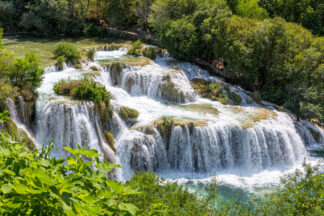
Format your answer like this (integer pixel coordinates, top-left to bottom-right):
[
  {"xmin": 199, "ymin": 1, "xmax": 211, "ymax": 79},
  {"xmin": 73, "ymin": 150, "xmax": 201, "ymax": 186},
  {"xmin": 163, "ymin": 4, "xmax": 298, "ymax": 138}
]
[{"xmin": 2, "ymin": 36, "xmax": 132, "ymax": 66}]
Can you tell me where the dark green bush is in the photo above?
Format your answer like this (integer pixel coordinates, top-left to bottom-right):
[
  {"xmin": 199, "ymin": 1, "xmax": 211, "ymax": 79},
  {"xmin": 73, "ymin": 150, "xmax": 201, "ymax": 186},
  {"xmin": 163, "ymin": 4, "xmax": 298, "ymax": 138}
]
[{"xmin": 53, "ymin": 43, "xmax": 81, "ymax": 65}]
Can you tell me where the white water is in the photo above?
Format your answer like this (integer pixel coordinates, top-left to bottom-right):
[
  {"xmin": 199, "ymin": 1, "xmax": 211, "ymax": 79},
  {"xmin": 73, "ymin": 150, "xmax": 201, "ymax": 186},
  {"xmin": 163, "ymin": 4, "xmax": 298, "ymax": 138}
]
[{"xmin": 12, "ymin": 48, "xmax": 323, "ymax": 195}]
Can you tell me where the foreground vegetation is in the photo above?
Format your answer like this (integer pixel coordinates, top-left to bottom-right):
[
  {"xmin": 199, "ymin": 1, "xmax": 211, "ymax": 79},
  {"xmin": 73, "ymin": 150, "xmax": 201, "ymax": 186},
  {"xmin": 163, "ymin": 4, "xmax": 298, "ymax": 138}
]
[{"xmin": 0, "ymin": 110, "xmax": 323, "ymax": 215}]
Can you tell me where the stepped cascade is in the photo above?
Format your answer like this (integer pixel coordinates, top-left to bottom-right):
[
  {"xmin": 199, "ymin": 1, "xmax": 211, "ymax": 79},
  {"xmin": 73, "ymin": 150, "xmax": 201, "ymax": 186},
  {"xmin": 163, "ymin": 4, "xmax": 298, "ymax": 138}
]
[{"xmin": 9, "ymin": 48, "xmax": 324, "ymax": 187}]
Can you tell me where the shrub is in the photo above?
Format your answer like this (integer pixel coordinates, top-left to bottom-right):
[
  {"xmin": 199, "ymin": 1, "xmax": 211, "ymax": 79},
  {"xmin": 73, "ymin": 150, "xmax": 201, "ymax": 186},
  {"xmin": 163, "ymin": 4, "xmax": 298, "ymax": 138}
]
[
  {"xmin": 125, "ymin": 172, "xmax": 218, "ymax": 215},
  {"xmin": 127, "ymin": 40, "xmax": 143, "ymax": 56},
  {"xmin": 83, "ymin": 24, "xmax": 106, "ymax": 37},
  {"xmin": 9, "ymin": 51, "xmax": 44, "ymax": 89},
  {"xmin": 53, "ymin": 43, "xmax": 81, "ymax": 65},
  {"xmin": 56, "ymin": 56, "xmax": 66, "ymax": 70},
  {"xmin": 142, "ymin": 47, "xmax": 160, "ymax": 59},
  {"xmin": 119, "ymin": 106, "xmax": 139, "ymax": 121},
  {"xmin": 53, "ymin": 79, "xmax": 81, "ymax": 96},
  {"xmin": 87, "ymin": 49, "xmax": 95, "ymax": 61}
]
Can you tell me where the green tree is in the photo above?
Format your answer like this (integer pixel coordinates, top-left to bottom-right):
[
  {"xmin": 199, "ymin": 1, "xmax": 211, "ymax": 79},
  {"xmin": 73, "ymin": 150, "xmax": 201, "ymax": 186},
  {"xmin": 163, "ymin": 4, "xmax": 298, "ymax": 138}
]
[
  {"xmin": 236, "ymin": 0, "xmax": 269, "ymax": 20},
  {"xmin": 9, "ymin": 52, "xmax": 44, "ymax": 89},
  {"xmin": 159, "ymin": 17, "xmax": 199, "ymax": 59},
  {"xmin": 21, "ymin": 0, "xmax": 69, "ymax": 35}
]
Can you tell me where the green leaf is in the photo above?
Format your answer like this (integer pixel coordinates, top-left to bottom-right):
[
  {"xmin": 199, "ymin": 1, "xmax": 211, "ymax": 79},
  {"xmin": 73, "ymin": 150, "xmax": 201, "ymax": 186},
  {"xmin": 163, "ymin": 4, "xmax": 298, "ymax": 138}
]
[
  {"xmin": 67, "ymin": 156, "xmax": 77, "ymax": 165},
  {"xmin": 63, "ymin": 147, "xmax": 79, "ymax": 156},
  {"xmin": 119, "ymin": 203, "xmax": 137, "ymax": 215},
  {"xmin": 1, "ymin": 184, "xmax": 12, "ymax": 194}
]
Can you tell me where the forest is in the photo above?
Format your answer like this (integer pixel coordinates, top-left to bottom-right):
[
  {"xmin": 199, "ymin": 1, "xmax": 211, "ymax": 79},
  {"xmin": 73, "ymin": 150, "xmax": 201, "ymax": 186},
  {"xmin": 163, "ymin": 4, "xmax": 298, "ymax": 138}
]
[{"xmin": 0, "ymin": 0, "xmax": 323, "ymax": 215}]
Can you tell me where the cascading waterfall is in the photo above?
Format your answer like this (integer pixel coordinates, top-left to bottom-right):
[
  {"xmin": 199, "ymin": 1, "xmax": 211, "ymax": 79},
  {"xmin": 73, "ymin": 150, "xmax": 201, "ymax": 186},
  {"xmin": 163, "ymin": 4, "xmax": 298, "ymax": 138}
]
[
  {"xmin": 34, "ymin": 66, "xmax": 116, "ymax": 162},
  {"xmin": 6, "ymin": 98, "xmax": 35, "ymax": 143},
  {"xmin": 36, "ymin": 100, "xmax": 115, "ymax": 161},
  {"xmin": 17, "ymin": 47, "xmax": 322, "ymax": 189},
  {"xmin": 106, "ymin": 63, "xmax": 197, "ymax": 103}
]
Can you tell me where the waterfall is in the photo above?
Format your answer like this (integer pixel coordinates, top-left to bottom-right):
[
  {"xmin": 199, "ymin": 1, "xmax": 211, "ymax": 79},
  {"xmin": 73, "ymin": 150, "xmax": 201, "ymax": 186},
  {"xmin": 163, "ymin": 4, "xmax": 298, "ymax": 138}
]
[
  {"xmin": 22, "ymin": 49, "xmax": 323, "ymax": 187},
  {"xmin": 36, "ymin": 100, "xmax": 115, "ymax": 162},
  {"xmin": 6, "ymin": 98, "xmax": 35, "ymax": 144},
  {"xmin": 106, "ymin": 63, "xmax": 197, "ymax": 103},
  {"xmin": 115, "ymin": 112, "xmax": 306, "ymax": 176}
]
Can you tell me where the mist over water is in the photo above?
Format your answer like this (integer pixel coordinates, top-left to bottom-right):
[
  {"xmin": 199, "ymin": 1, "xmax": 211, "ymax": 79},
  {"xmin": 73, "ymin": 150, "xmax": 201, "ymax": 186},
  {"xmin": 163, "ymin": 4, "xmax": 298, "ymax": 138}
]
[{"xmin": 11, "ymin": 48, "xmax": 323, "ymax": 200}]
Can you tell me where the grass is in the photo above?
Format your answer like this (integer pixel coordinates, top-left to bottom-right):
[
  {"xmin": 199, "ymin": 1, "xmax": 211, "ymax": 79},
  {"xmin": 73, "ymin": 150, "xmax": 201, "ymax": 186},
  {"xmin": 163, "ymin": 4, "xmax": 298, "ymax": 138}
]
[{"xmin": 3, "ymin": 36, "xmax": 131, "ymax": 66}]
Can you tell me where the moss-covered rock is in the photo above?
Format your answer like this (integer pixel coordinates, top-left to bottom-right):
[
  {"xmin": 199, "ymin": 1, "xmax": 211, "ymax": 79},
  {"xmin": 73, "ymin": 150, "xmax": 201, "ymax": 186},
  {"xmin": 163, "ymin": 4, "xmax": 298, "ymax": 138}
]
[
  {"xmin": 308, "ymin": 127, "xmax": 322, "ymax": 143},
  {"xmin": 5, "ymin": 120, "xmax": 34, "ymax": 150},
  {"xmin": 154, "ymin": 116, "xmax": 174, "ymax": 150},
  {"xmin": 104, "ymin": 130, "xmax": 115, "ymax": 151},
  {"xmin": 158, "ymin": 75, "xmax": 185, "ymax": 103},
  {"xmin": 109, "ymin": 62, "xmax": 124, "ymax": 85},
  {"xmin": 119, "ymin": 106, "xmax": 139, "ymax": 121},
  {"xmin": 228, "ymin": 92, "xmax": 242, "ymax": 105},
  {"xmin": 252, "ymin": 91, "xmax": 262, "ymax": 104},
  {"xmin": 191, "ymin": 78, "xmax": 229, "ymax": 104},
  {"xmin": 90, "ymin": 65, "xmax": 99, "ymax": 71}
]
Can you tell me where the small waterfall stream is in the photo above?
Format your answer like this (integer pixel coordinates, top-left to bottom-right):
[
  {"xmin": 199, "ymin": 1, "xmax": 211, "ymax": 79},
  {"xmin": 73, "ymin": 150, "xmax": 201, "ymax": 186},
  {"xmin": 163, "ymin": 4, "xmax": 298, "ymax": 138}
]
[{"xmin": 10, "ymin": 48, "xmax": 323, "ymax": 192}]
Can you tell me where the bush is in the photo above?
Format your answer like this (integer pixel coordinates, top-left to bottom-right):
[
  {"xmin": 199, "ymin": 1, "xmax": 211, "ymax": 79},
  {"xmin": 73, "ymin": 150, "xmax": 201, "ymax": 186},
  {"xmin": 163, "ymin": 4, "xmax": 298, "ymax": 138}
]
[
  {"xmin": 53, "ymin": 79, "xmax": 81, "ymax": 96},
  {"xmin": 125, "ymin": 172, "xmax": 218, "ymax": 215},
  {"xmin": 8, "ymin": 51, "xmax": 44, "ymax": 89},
  {"xmin": 119, "ymin": 106, "xmax": 139, "ymax": 121},
  {"xmin": 127, "ymin": 40, "xmax": 143, "ymax": 56},
  {"xmin": 56, "ymin": 56, "xmax": 66, "ymax": 70},
  {"xmin": 87, "ymin": 49, "xmax": 95, "ymax": 61},
  {"xmin": 83, "ymin": 24, "xmax": 106, "ymax": 37},
  {"xmin": 53, "ymin": 43, "xmax": 81, "ymax": 65},
  {"xmin": 142, "ymin": 47, "xmax": 160, "ymax": 59}
]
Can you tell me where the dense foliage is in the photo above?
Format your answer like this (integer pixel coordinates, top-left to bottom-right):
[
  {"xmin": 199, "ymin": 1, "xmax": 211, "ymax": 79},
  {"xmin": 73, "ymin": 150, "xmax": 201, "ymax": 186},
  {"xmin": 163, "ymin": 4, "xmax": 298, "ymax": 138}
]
[
  {"xmin": 148, "ymin": 0, "xmax": 324, "ymax": 125},
  {"xmin": 0, "ymin": 29, "xmax": 43, "ymax": 112},
  {"xmin": 0, "ymin": 111, "xmax": 137, "ymax": 215}
]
